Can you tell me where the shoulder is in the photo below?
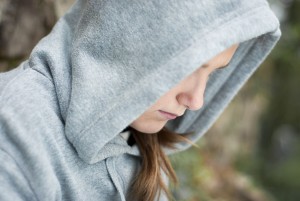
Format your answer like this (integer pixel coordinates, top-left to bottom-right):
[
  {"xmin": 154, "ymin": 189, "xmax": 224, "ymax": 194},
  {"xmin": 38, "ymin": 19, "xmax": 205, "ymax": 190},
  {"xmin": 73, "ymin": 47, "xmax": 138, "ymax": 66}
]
[
  {"xmin": 0, "ymin": 61, "xmax": 56, "ymax": 109},
  {"xmin": 0, "ymin": 61, "xmax": 66, "ymax": 173},
  {"xmin": 0, "ymin": 61, "xmax": 62, "ymax": 129},
  {"xmin": 0, "ymin": 65, "xmax": 70, "ymax": 199}
]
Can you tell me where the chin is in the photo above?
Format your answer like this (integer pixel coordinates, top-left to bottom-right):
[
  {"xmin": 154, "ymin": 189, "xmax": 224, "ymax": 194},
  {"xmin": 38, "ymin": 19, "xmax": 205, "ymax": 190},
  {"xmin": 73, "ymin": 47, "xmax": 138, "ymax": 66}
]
[{"xmin": 130, "ymin": 122, "xmax": 165, "ymax": 134}]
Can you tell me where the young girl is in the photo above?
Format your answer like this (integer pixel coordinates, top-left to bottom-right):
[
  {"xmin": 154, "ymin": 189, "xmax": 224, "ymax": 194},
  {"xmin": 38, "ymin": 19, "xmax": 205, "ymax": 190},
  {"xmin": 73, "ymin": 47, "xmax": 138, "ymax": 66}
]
[{"xmin": 0, "ymin": 0, "xmax": 281, "ymax": 200}]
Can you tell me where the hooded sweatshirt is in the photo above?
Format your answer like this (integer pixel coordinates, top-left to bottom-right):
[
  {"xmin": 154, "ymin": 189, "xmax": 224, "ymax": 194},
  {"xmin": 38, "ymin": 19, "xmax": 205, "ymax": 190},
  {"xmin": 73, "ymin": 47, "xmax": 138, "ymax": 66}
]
[{"xmin": 0, "ymin": 0, "xmax": 281, "ymax": 200}]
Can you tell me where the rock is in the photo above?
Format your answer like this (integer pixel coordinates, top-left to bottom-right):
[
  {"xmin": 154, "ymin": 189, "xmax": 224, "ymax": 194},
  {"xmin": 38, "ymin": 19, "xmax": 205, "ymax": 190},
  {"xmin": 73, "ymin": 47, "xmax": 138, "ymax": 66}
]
[
  {"xmin": 0, "ymin": 0, "xmax": 56, "ymax": 58},
  {"xmin": 0, "ymin": 0, "xmax": 74, "ymax": 72}
]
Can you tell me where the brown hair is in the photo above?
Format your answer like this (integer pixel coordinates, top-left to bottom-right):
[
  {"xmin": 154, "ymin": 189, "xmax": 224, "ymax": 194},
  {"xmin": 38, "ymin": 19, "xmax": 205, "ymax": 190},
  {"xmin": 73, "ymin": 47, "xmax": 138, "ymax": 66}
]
[{"xmin": 126, "ymin": 126, "xmax": 196, "ymax": 201}]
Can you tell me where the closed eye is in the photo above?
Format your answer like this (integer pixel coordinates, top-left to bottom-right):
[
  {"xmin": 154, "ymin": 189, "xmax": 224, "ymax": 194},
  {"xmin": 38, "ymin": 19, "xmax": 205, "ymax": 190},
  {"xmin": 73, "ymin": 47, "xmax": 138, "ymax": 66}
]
[
  {"xmin": 208, "ymin": 62, "xmax": 231, "ymax": 79},
  {"xmin": 218, "ymin": 63, "xmax": 230, "ymax": 70}
]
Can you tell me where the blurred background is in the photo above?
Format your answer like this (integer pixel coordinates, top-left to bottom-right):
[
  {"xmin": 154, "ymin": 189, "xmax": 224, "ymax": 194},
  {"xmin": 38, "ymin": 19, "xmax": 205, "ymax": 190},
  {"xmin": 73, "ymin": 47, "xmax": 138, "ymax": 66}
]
[{"xmin": 0, "ymin": 0, "xmax": 299, "ymax": 201}]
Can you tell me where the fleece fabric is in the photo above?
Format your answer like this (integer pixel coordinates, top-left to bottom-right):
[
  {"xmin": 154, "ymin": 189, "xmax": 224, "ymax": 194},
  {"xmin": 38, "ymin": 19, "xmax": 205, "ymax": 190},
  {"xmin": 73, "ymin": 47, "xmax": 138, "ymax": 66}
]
[{"xmin": 0, "ymin": 0, "xmax": 280, "ymax": 200}]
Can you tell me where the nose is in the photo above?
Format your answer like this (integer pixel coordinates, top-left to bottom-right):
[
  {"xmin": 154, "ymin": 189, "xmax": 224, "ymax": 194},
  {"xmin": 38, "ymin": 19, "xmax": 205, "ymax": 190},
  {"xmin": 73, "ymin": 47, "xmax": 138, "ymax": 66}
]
[{"xmin": 176, "ymin": 86, "xmax": 205, "ymax": 111}]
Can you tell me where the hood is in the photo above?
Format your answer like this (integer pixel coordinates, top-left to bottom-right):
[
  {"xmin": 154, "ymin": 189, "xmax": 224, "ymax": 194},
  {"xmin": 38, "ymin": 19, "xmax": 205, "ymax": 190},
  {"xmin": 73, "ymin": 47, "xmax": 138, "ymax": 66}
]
[{"xmin": 28, "ymin": 0, "xmax": 281, "ymax": 164}]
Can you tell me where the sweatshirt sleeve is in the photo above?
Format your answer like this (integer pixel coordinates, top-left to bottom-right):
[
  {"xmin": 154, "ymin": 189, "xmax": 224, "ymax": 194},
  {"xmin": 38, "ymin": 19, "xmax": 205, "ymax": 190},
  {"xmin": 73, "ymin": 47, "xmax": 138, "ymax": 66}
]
[{"xmin": 0, "ymin": 149, "xmax": 38, "ymax": 201}]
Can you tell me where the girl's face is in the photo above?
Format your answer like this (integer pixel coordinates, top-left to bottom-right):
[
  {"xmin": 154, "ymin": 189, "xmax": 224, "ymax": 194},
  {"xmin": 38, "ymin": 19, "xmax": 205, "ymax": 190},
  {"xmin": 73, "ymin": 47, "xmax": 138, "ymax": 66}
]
[{"xmin": 130, "ymin": 44, "xmax": 239, "ymax": 134}]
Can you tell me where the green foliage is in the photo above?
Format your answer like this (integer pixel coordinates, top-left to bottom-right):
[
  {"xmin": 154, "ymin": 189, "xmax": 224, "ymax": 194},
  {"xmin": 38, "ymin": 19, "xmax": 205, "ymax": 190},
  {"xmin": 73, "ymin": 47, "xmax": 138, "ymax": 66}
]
[{"xmin": 244, "ymin": 1, "xmax": 300, "ymax": 200}]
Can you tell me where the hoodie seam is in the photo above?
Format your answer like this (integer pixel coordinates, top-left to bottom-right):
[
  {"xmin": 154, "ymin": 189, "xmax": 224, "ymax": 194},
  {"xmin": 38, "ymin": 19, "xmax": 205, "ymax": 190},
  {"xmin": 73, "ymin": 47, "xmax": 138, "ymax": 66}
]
[
  {"xmin": 28, "ymin": 66, "xmax": 66, "ymax": 124},
  {"xmin": 0, "ymin": 70, "xmax": 25, "ymax": 103},
  {"xmin": 76, "ymin": 4, "xmax": 275, "ymax": 141},
  {"xmin": 0, "ymin": 148, "xmax": 40, "ymax": 201},
  {"xmin": 114, "ymin": 158, "xmax": 126, "ymax": 194},
  {"xmin": 0, "ymin": 68, "xmax": 29, "ymax": 103},
  {"xmin": 0, "ymin": 67, "xmax": 51, "ymax": 109},
  {"xmin": 106, "ymin": 157, "xmax": 126, "ymax": 201},
  {"xmin": 29, "ymin": 67, "xmax": 53, "ymax": 83},
  {"xmin": 116, "ymin": 158, "xmax": 126, "ymax": 192}
]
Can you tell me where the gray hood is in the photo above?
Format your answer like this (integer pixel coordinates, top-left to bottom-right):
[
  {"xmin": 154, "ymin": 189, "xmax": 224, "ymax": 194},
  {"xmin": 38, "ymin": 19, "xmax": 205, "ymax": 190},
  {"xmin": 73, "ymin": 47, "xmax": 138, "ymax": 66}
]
[{"xmin": 27, "ymin": 0, "xmax": 281, "ymax": 164}]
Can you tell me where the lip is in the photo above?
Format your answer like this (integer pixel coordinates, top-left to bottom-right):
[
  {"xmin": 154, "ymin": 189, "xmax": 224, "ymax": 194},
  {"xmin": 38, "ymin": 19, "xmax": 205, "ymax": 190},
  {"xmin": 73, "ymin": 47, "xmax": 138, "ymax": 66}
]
[{"xmin": 158, "ymin": 110, "xmax": 178, "ymax": 120}]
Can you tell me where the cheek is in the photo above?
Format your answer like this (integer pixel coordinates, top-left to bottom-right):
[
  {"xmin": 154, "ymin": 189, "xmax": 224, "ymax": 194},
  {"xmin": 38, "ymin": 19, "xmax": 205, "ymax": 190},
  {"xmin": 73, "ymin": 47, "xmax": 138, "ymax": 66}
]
[
  {"xmin": 133, "ymin": 105, "xmax": 157, "ymax": 123},
  {"xmin": 132, "ymin": 86, "xmax": 178, "ymax": 124},
  {"xmin": 148, "ymin": 93, "xmax": 172, "ymax": 111}
]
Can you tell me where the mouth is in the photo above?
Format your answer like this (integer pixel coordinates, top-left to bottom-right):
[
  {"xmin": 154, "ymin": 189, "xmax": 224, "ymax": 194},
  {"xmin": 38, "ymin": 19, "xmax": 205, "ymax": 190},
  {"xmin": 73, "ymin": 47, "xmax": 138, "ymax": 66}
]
[{"xmin": 158, "ymin": 110, "xmax": 178, "ymax": 120}]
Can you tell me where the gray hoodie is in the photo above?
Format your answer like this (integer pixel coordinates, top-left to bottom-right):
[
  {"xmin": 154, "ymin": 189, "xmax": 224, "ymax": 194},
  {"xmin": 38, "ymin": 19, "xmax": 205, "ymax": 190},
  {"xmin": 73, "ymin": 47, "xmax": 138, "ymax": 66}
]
[{"xmin": 0, "ymin": 0, "xmax": 281, "ymax": 200}]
